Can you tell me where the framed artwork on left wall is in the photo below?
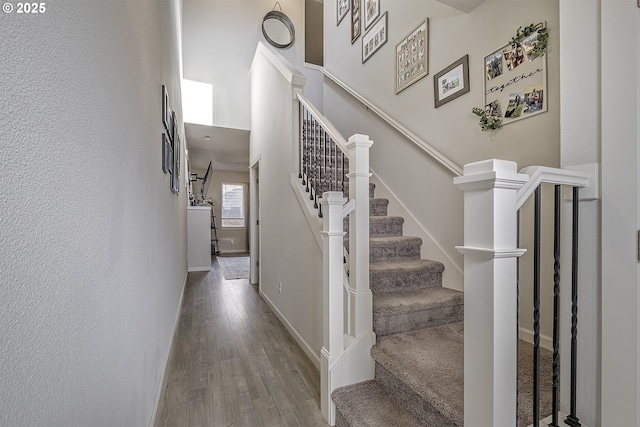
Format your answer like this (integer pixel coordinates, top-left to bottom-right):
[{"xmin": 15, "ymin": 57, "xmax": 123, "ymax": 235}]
[{"xmin": 162, "ymin": 84, "xmax": 170, "ymax": 134}]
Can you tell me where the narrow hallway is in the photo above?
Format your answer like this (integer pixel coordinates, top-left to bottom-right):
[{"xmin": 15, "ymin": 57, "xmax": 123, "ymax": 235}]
[{"xmin": 155, "ymin": 256, "xmax": 328, "ymax": 426}]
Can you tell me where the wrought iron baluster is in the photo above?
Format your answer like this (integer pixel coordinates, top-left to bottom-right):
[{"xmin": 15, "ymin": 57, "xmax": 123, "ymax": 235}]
[
  {"xmin": 516, "ymin": 209, "xmax": 521, "ymax": 427},
  {"xmin": 333, "ymin": 141, "xmax": 338, "ymax": 191},
  {"xmin": 302, "ymin": 110, "xmax": 308, "ymax": 188},
  {"xmin": 565, "ymin": 187, "xmax": 581, "ymax": 427},
  {"xmin": 550, "ymin": 185, "xmax": 561, "ymax": 427},
  {"xmin": 313, "ymin": 119, "xmax": 318, "ymax": 208},
  {"xmin": 341, "ymin": 152, "xmax": 346, "ymax": 194},
  {"xmin": 298, "ymin": 104, "xmax": 303, "ymax": 180},
  {"xmin": 533, "ymin": 185, "xmax": 541, "ymax": 427},
  {"xmin": 310, "ymin": 117, "xmax": 315, "ymax": 200},
  {"xmin": 318, "ymin": 127, "xmax": 325, "ymax": 217}
]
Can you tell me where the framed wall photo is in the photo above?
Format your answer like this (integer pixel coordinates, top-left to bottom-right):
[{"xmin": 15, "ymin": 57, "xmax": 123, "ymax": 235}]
[
  {"xmin": 362, "ymin": 12, "xmax": 387, "ymax": 63},
  {"xmin": 170, "ymin": 110, "xmax": 177, "ymax": 143},
  {"xmin": 482, "ymin": 25, "xmax": 547, "ymax": 125},
  {"xmin": 337, "ymin": 0, "xmax": 349, "ymax": 25},
  {"xmin": 162, "ymin": 133, "xmax": 171, "ymax": 173},
  {"xmin": 162, "ymin": 85, "xmax": 170, "ymax": 133},
  {"xmin": 434, "ymin": 55, "xmax": 470, "ymax": 108},
  {"xmin": 363, "ymin": 0, "xmax": 380, "ymax": 32},
  {"xmin": 395, "ymin": 18, "xmax": 428, "ymax": 94},
  {"xmin": 351, "ymin": 0, "xmax": 361, "ymax": 44},
  {"xmin": 174, "ymin": 132, "xmax": 181, "ymax": 178}
]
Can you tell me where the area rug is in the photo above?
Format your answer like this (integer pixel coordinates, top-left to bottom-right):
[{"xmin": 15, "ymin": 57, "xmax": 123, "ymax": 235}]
[{"xmin": 217, "ymin": 256, "xmax": 250, "ymax": 280}]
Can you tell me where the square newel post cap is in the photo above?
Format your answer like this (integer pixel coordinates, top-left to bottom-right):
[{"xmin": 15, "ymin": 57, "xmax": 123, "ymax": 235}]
[
  {"xmin": 320, "ymin": 191, "xmax": 347, "ymax": 206},
  {"xmin": 346, "ymin": 134, "xmax": 373, "ymax": 149},
  {"xmin": 453, "ymin": 159, "xmax": 529, "ymax": 191}
]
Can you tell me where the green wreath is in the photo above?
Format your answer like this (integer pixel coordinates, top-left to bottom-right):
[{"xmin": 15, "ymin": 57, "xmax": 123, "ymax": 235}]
[
  {"xmin": 511, "ymin": 23, "xmax": 548, "ymax": 59},
  {"xmin": 472, "ymin": 107, "xmax": 502, "ymax": 131}
]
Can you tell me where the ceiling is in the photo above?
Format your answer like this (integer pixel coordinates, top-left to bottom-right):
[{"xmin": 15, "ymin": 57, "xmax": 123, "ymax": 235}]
[{"xmin": 185, "ymin": 123, "xmax": 250, "ymax": 173}]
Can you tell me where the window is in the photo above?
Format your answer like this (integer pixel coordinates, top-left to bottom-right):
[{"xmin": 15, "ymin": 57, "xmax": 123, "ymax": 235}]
[{"xmin": 221, "ymin": 183, "xmax": 245, "ymax": 227}]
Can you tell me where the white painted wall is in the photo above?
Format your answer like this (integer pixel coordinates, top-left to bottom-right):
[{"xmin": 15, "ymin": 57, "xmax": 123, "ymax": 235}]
[
  {"xmin": 0, "ymin": 1, "xmax": 187, "ymax": 425},
  {"xmin": 600, "ymin": 0, "xmax": 640, "ymax": 425},
  {"xmin": 559, "ymin": 1, "xmax": 601, "ymax": 425},
  {"xmin": 250, "ymin": 46, "xmax": 324, "ymax": 366},
  {"xmin": 182, "ymin": 0, "xmax": 306, "ymax": 130}
]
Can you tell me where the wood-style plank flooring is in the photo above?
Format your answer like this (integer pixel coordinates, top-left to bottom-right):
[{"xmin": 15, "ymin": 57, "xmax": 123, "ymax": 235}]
[{"xmin": 155, "ymin": 256, "xmax": 328, "ymax": 427}]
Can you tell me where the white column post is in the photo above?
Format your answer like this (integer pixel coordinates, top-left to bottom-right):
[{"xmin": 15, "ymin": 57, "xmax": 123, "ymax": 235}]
[
  {"xmin": 346, "ymin": 134, "xmax": 373, "ymax": 338},
  {"xmin": 319, "ymin": 191, "xmax": 347, "ymax": 425},
  {"xmin": 454, "ymin": 159, "xmax": 529, "ymax": 427}
]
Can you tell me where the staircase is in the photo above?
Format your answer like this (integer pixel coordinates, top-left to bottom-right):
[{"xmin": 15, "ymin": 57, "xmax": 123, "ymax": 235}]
[
  {"xmin": 333, "ymin": 183, "xmax": 465, "ymax": 426},
  {"xmin": 332, "ymin": 181, "xmax": 558, "ymax": 427}
]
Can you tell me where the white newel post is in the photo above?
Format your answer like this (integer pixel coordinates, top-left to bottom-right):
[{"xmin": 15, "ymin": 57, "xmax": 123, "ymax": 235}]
[
  {"xmin": 320, "ymin": 192, "xmax": 347, "ymax": 424},
  {"xmin": 346, "ymin": 134, "xmax": 373, "ymax": 338},
  {"xmin": 453, "ymin": 159, "xmax": 529, "ymax": 427}
]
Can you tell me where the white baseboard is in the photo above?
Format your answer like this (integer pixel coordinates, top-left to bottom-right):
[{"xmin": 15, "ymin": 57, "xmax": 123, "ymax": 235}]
[
  {"xmin": 150, "ymin": 272, "xmax": 188, "ymax": 427},
  {"xmin": 219, "ymin": 249, "xmax": 248, "ymax": 254},
  {"xmin": 188, "ymin": 266, "xmax": 211, "ymax": 272},
  {"xmin": 519, "ymin": 327, "xmax": 553, "ymax": 352},
  {"xmin": 259, "ymin": 289, "xmax": 321, "ymax": 370}
]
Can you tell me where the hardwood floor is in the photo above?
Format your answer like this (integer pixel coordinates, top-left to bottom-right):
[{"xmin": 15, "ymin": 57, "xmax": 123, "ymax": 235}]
[{"xmin": 155, "ymin": 257, "xmax": 328, "ymax": 427}]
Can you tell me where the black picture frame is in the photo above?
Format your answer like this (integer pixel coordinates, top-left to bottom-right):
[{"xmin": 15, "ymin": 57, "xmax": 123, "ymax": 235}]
[
  {"xmin": 162, "ymin": 133, "xmax": 171, "ymax": 173},
  {"xmin": 162, "ymin": 85, "xmax": 170, "ymax": 134}
]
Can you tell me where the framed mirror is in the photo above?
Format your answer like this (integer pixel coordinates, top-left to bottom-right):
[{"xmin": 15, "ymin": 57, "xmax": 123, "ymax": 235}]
[{"xmin": 262, "ymin": 4, "xmax": 295, "ymax": 49}]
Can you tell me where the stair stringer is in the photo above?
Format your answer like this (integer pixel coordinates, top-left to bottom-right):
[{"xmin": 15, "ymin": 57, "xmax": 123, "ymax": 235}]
[
  {"xmin": 323, "ymin": 330, "xmax": 376, "ymax": 426},
  {"xmin": 369, "ymin": 170, "xmax": 463, "ymax": 292}
]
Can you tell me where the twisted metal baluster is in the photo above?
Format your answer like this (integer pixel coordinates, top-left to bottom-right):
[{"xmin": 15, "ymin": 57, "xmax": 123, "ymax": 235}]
[
  {"xmin": 533, "ymin": 185, "xmax": 541, "ymax": 427},
  {"xmin": 550, "ymin": 185, "xmax": 561, "ymax": 427},
  {"xmin": 565, "ymin": 187, "xmax": 581, "ymax": 427}
]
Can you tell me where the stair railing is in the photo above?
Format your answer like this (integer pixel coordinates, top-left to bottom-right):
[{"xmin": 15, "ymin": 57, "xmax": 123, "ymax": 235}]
[
  {"xmin": 296, "ymin": 93, "xmax": 375, "ymax": 425},
  {"xmin": 454, "ymin": 159, "xmax": 590, "ymax": 427}
]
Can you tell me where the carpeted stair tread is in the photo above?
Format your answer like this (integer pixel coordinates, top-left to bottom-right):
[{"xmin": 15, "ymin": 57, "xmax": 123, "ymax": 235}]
[
  {"xmin": 332, "ymin": 380, "xmax": 423, "ymax": 427},
  {"xmin": 370, "ymin": 259, "xmax": 444, "ymax": 293},
  {"xmin": 369, "ymin": 198, "xmax": 389, "ymax": 216},
  {"xmin": 371, "ymin": 322, "xmax": 464, "ymax": 426},
  {"xmin": 373, "ymin": 288, "xmax": 464, "ymax": 336}
]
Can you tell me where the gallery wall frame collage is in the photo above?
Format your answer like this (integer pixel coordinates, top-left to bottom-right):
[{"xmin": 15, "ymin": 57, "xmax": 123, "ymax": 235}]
[
  {"xmin": 336, "ymin": 2, "xmax": 548, "ymax": 129},
  {"xmin": 336, "ymin": 1, "xmax": 469, "ymax": 107},
  {"xmin": 161, "ymin": 84, "xmax": 181, "ymax": 195}
]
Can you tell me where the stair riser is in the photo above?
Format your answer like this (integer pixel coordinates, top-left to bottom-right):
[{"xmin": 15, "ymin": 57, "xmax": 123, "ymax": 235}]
[
  {"xmin": 303, "ymin": 178, "xmax": 375, "ymax": 198},
  {"xmin": 369, "ymin": 218, "xmax": 404, "ymax": 237},
  {"xmin": 373, "ymin": 303, "xmax": 464, "ymax": 336},
  {"xmin": 370, "ymin": 271, "xmax": 442, "ymax": 293},
  {"xmin": 343, "ymin": 217, "xmax": 404, "ymax": 237},
  {"xmin": 370, "ymin": 242, "xmax": 421, "ymax": 262},
  {"xmin": 370, "ymin": 199, "xmax": 388, "ymax": 216},
  {"xmin": 374, "ymin": 362, "xmax": 458, "ymax": 426}
]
